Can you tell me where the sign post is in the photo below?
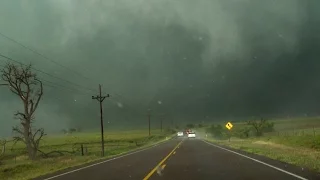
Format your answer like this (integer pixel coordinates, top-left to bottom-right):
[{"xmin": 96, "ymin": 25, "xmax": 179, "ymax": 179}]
[{"xmin": 225, "ymin": 122, "xmax": 233, "ymax": 142}]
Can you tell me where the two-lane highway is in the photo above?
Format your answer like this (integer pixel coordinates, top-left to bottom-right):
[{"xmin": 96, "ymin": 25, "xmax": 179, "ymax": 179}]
[
  {"xmin": 148, "ymin": 139, "xmax": 319, "ymax": 180},
  {"xmin": 36, "ymin": 139, "xmax": 182, "ymax": 180},
  {"xmin": 36, "ymin": 138, "xmax": 320, "ymax": 180}
]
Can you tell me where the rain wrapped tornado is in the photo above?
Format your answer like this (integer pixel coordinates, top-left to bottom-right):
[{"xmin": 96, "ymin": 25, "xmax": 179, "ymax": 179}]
[{"xmin": 0, "ymin": 0, "xmax": 319, "ymax": 135}]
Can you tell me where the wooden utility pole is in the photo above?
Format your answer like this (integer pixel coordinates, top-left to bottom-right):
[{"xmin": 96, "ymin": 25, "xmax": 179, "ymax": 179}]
[{"xmin": 92, "ymin": 84, "xmax": 110, "ymax": 157}]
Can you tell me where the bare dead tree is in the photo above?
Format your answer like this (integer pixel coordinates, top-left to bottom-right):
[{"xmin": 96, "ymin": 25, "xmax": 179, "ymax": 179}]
[{"xmin": 1, "ymin": 63, "xmax": 45, "ymax": 160}]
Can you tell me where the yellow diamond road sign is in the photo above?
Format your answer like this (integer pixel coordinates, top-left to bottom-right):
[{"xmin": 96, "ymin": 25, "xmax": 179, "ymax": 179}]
[{"xmin": 225, "ymin": 122, "xmax": 233, "ymax": 130}]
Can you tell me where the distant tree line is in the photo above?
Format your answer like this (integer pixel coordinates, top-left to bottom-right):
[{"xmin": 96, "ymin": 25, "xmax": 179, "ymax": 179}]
[
  {"xmin": 185, "ymin": 123, "xmax": 205, "ymax": 129},
  {"xmin": 205, "ymin": 118, "xmax": 275, "ymax": 139},
  {"xmin": 61, "ymin": 127, "xmax": 82, "ymax": 134}
]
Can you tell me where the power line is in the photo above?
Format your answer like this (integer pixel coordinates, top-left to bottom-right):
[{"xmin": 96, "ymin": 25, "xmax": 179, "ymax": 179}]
[
  {"xmin": 1, "ymin": 66, "xmax": 145, "ymax": 119},
  {"xmin": 108, "ymin": 94, "xmax": 147, "ymax": 114},
  {"xmin": 0, "ymin": 57, "xmax": 149, "ymax": 118},
  {"xmin": 1, "ymin": 62, "xmax": 140, "ymax": 114},
  {"xmin": 45, "ymin": 82, "xmax": 144, "ymax": 118},
  {"xmin": 42, "ymin": 79, "xmax": 92, "ymax": 96},
  {"xmin": 1, "ymin": 74, "xmax": 146, "ymax": 120},
  {"xmin": 2, "ymin": 61, "xmax": 133, "ymax": 106},
  {"xmin": 0, "ymin": 32, "xmax": 136, "ymax": 104},
  {"xmin": 0, "ymin": 31, "xmax": 91, "ymax": 80},
  {"xmin": 0, "ymin": 53, "xmax": 98, "ymax": 93},
  {"xmin": 1, "ymin": 64, "xmax": 93, "ymax": 95},
  {"xmin": 0, "ymin": 75, "xmax": 91, "ymax": 99}
]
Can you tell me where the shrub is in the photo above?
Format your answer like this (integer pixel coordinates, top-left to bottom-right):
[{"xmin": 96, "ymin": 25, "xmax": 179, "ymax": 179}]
[
  {"xmin": 239, "ymin": 127, "xmax": 251, "ymax": 139},
  {"xmin": 262, "ymin": 121, "xmax": 275, "ymax": 133},
  {"xmin": 247, "ymin": 118, "xmax": 275, "ymax": 136},
  {"xmin": 206, "ymin": 124, "xmax": 228, "ymax": 139}
]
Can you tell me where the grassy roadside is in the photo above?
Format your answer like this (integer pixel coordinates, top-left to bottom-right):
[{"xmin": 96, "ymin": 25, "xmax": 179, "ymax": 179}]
[
  {"xmin": 206, "ymin": 137, "xmax": 320, "ymax": 172},
  {"xmin": 197, "ymin": 117, "xmax": 320, "ymax": 173},
  {"xmin": 0, "ymin": 130, "xmax": 175, "ymax": 180}
]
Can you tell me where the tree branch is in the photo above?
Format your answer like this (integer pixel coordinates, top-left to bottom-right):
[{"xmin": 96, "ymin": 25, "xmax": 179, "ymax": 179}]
[
  {"xmin": 12, "ymin": 125, "xmax": 24, "ymax": 135},
  {"xmin": 31, "ymin": 128, "xmax": 46, "ymax": 150},
  {"xmin": 1, "ymin": 63, "xmax": 25, "ymax": 97},
  {"xmin": 32, "ymin": 78, "xmax": 43, "ymax": 115},
  {"xmin": 14, "ymin": 111, "xmax": 27, "ymax": 121}
]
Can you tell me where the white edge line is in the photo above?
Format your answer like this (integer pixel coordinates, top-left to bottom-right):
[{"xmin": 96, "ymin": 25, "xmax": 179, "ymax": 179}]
[
  {"xmin": 202, "ymin": 140, "xmax": 308, "ymax": 180},
  {"xmin": 43, "ymin": 140, "xmax": 169, "ymax": 180}
]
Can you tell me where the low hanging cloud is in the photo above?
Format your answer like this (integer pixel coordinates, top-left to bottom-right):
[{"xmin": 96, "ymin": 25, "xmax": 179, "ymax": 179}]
[{"xmin": 0, "ymin": 0, "xmax": 319, "ymax": 136}]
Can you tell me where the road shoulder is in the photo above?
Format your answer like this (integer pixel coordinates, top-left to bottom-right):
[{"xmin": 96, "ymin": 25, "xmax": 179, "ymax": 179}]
[{"xmin": 202, "ymin": 139, "xmax": 320, "ymax": 180}]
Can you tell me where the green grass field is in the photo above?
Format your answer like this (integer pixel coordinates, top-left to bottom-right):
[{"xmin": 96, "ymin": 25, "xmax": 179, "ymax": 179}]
[
  {"xmin": 205, "ymin": 117, "xmax": 320, "ymax": 172},
  {"xmin": 0, "ymin": 129, "xmax": 174, "ymax": 180}
]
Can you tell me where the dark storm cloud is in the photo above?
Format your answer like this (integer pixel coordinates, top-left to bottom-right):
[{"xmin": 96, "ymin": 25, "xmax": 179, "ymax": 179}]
[{"xmin": 0, "ymin": 0, "xmax": 319, "ymax": 135}]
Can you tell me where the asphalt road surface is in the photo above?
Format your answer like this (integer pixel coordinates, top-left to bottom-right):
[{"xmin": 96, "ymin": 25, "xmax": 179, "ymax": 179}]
[{"xmin": 36, "ymin": 138, "xmax": 320, "ymax": 180}]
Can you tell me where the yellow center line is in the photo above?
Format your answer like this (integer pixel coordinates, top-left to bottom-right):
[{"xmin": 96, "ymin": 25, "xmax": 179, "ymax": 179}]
[{"xmin": 143, "ymin": 140, "xmax": 183, "ymax": 180}]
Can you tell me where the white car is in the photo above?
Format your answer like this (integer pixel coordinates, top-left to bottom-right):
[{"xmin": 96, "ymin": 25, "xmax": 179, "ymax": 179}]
[
  {"xmin": 177, "ymin": 132, "xmax": 184, "ymax": 137},
  {"xmin": 187, "ymin": 132, "xmax": 196, "ymax": 138}
]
